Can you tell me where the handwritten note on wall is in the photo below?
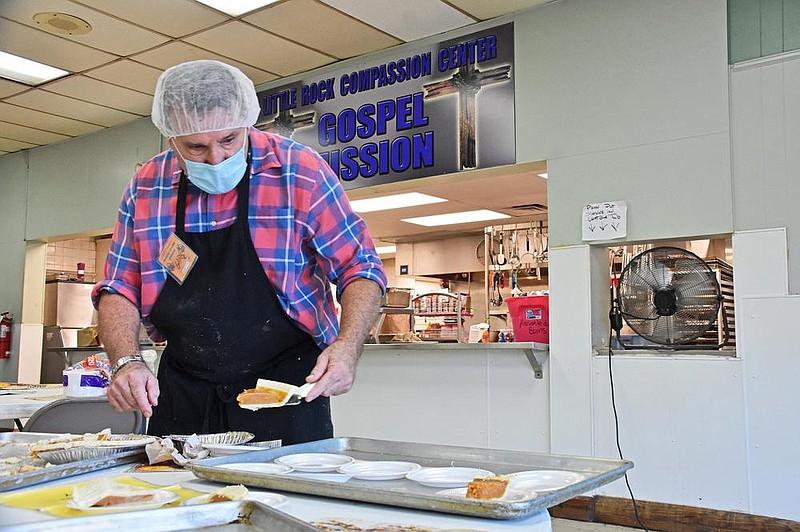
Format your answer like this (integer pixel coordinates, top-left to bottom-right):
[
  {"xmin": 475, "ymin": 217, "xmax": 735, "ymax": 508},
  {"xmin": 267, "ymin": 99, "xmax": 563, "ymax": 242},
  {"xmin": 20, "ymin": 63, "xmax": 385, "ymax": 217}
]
[{"xmin": 582, "ymin": 201, "xmax": 627, "ymax": 241}]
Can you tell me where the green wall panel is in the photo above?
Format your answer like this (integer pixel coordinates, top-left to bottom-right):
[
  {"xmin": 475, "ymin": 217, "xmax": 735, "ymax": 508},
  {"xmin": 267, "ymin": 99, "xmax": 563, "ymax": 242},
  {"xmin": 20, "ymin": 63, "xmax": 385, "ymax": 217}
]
[
  {"xmin": 786, "ymin": 0, "xmax": 800, "ymax": 50},
  {"xmin": 729, "ymin": 0, "xmax": 762, "ymax": 62},
  {"xmin": 730, "ymin": 0, "xmax": 800, "ymax": 62}
]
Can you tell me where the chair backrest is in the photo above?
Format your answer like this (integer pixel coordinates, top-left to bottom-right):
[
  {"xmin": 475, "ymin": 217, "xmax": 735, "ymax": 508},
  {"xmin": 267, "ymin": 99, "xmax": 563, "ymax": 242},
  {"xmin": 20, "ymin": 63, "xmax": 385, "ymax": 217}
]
[{"xmin": 22, "ymin": 397, "xmax": 145, "ymax": 434}]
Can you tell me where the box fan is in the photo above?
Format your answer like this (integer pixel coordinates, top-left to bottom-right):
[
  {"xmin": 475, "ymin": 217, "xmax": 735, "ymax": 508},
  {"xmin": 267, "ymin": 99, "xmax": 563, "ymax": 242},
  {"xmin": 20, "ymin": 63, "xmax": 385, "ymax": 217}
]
[{"xmin": 611, "ymin": 246, "xmax": 730, "ymax": 349}]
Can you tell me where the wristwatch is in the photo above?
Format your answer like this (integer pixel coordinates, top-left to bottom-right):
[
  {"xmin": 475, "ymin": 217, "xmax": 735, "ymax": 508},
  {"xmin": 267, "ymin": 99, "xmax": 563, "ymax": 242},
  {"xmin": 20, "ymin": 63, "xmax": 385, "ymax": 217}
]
[{"xmin": 111, "ymin": 354, "xmax": 146, "ymax": 378}]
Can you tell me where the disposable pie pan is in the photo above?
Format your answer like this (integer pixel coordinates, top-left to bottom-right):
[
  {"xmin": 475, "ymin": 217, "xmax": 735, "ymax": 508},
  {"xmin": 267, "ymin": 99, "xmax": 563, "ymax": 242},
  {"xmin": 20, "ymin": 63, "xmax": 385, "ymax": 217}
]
[
  {"xmin": 37, "ymin": 434, "xmax": 156, "ymax": 465},
  {"xmin": 167, "ymin": 431, "xmax": 254, "ymax": 446}
]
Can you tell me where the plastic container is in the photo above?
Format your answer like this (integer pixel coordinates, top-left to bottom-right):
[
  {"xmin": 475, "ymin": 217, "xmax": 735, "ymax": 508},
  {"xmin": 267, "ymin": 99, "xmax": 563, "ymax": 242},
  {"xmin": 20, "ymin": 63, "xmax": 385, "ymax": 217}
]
[
  {"xmin": 62, "ymin": 369, "xmax": 107, "ymax": 397},
  {"xmin": 506, "ymin": 295, "xmax": 549, "ymax": 344}
]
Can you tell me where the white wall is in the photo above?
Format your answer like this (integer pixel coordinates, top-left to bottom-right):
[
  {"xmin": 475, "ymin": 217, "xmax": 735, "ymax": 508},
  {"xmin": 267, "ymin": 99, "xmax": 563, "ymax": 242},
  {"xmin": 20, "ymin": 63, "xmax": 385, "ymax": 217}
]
[
  {"xmin": 515, "ymin": 0, "xmax": 732, "ymax": 247},
  {"xmin": 730, "ymin": 53, "xmax": 800, "ymax": 294},
  {"xmin": 333, "ymin": 346, "xmax": 550, "ymax": 453}
]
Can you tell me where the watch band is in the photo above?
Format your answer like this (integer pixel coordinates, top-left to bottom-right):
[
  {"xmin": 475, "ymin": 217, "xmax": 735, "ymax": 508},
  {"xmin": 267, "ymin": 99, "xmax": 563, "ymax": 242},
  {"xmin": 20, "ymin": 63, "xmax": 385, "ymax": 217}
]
[{"xmin": 111, "ymin": 354, "xmax": 146, "ymax": 378}]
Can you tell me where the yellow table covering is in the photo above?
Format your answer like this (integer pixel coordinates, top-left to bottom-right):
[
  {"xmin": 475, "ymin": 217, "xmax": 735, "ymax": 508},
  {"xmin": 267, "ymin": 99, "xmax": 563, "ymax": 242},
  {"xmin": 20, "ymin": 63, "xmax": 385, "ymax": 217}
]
[{"xmin": 0, "ymin": 475, "xmax": 203, "ymax": 517}]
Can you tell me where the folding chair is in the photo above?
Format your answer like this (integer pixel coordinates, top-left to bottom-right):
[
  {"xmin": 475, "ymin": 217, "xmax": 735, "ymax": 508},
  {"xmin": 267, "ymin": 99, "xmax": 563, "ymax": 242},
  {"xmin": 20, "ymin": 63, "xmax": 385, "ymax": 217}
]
[{"xmin": 22, "ymin": 397, "xmax": 145, "ymax": 434}]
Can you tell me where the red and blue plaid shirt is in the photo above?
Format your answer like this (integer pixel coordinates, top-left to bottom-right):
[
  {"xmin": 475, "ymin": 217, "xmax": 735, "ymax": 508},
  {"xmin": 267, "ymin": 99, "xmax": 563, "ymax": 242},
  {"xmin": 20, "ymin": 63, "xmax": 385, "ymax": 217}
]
[{"xmin": 92, "ymin": 129, "xmax": 386, "ymax": 348}]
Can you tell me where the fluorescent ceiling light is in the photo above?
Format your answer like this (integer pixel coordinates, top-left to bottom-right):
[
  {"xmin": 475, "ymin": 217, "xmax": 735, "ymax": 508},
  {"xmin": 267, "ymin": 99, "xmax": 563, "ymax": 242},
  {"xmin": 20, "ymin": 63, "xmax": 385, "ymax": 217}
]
[
  {"xmin": 194, "ymin": 0, "xmax": 279, "ymax": 16},
  {"xmin": 0, "ymin": 51, "xmax": 68, "ymax": 85},
  {"xmin": 538, "ymin": 173, "xmax": 548, "ymax": 179},
  {"xmin": 375, "ymin": 245, "xmax": 397, "ymax": 255},
  {"xmin": 402, "ymin": 209, "xmax": 510, "ymax": 227},
  {"xmin": 350, "ymin": 192, "xmax": 447, "ymax": 213}
]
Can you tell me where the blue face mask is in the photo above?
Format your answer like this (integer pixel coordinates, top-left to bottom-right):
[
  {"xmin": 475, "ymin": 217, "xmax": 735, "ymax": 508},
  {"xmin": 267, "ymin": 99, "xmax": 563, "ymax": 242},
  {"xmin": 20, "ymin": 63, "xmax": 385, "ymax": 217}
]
[{"xmin": 174, "ymin": 134, "xmax": 248, "ymax": 195}]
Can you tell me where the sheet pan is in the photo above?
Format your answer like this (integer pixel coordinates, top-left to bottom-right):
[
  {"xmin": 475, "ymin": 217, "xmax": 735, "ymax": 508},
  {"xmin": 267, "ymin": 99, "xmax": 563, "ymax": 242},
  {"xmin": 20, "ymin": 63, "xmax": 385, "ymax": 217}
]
[{"xmin": 189, "ymin": 437, "xmax": 633, "ymax": 520}]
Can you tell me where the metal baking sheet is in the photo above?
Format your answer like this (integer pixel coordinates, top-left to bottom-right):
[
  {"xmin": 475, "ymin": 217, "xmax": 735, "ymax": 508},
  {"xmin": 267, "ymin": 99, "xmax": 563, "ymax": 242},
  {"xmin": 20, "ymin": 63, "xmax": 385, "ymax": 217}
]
[
  {"xmin": 6, "ymin": 500, "xmax": 318, "ymax": 531},
  {"xmin": 0, "ymin": 432, "xmax": 144, "ymax": 493},
  {"xmin": 189, "ymin": 437, "xmax": 633, "ymax": 520}
]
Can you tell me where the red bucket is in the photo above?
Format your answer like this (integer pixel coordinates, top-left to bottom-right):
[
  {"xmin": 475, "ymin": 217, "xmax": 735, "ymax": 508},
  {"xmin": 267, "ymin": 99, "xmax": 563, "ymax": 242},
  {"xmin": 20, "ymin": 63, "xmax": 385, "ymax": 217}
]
[{"xmin": 506, "ymin": 295, "xmax": 549, "ymax": 344}]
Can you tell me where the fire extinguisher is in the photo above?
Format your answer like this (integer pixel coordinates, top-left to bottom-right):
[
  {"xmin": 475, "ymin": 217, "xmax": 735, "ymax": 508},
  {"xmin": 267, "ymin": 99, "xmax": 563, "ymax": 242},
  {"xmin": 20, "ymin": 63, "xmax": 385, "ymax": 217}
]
[{"xmin": 0, "ymin": 312, "xmax": 12, "ymax": 359}]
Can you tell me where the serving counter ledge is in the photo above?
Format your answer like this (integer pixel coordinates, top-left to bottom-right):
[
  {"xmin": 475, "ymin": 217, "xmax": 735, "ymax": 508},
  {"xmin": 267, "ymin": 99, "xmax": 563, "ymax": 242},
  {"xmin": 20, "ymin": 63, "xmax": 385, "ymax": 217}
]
[{"xmin": 363, "ymin": 342, "xmax": 548, "ymax": 378}]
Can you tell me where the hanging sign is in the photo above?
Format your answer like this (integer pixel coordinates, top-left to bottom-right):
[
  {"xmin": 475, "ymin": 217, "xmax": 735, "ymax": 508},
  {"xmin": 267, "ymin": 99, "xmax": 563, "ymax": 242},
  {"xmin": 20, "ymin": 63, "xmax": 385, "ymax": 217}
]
[
  {"xmin": 582, "ymin": 201, "xmax": 627, "ymax": 241},
  {"xmin": 256, "ymin": 23, "xmax": 515, "ymax": 190}
]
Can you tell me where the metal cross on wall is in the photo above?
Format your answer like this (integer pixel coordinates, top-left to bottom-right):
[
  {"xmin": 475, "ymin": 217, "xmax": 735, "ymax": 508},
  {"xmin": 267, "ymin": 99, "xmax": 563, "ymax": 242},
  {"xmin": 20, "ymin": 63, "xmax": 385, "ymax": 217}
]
[
  {"xmin": 257, "ymin": 108, "xmax": 315, "ymax": 138},
  {"xmin": 423, "ymin": 62, "xmax": 511, "ymax": 170}
]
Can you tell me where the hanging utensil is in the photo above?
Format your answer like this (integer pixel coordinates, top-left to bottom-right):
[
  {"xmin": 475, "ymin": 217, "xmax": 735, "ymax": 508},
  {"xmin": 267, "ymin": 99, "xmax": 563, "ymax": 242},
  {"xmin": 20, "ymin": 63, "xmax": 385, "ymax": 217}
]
[
  {"xmin": 510, "ymin": 230, "xmax": 521, "ymax": 268},
  {"xmin": 496, "ymin": 231, "xmax": 507, "ymax": 266}
]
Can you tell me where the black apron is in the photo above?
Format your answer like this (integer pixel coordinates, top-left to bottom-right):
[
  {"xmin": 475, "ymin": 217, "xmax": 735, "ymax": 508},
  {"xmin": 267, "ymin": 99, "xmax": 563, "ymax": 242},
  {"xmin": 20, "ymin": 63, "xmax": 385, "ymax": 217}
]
[{"xmin": 147, "ymin": 163, "xmax": 332, "ymax": 445}]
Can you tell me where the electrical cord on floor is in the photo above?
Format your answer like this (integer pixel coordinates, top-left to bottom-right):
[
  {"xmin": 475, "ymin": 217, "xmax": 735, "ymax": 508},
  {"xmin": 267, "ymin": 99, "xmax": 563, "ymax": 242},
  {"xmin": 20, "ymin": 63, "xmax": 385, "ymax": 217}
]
[{"xmin": 608, "ymin": 330, "xmax": 650, "ymax": 532}]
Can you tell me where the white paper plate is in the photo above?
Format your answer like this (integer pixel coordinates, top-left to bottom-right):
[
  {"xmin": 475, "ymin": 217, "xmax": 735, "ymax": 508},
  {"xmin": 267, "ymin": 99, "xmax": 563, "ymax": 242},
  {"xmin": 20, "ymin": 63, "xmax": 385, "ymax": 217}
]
[
  {"xmin": 217, "ymin": 462, "xmax": 293, "ymax": 474},
  {"xmin": 436, "ymin": 487, "xmax": 532, "ymax": 502},
  {"xmin": 182, "ymin": 491, "xmax": 288, "ymax": 508},
  {"xmin": 67, "ymin": 490, "xmax": 179, "ymax": 513},
  {"xmin": 405, "ymin": 467, "xmax": 494, "ymax": 488},
  {"xmin": 274, "ymin": 453, "xmax": 354, "ymax": 472},
  {"xmin": 508, "ymin": 470, "xmax": 586, "ymax": 492},
  {"xmin": 337, "ymin": 460, "xmax": 422, "ymax": 480}
]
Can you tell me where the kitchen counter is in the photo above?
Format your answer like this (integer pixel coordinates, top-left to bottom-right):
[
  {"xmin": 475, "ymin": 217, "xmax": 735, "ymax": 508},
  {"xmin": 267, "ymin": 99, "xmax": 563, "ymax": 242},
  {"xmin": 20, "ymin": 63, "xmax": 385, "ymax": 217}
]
[{"xmin": 364, "ymin": 341, "xmax": 548, "ymax": 378}]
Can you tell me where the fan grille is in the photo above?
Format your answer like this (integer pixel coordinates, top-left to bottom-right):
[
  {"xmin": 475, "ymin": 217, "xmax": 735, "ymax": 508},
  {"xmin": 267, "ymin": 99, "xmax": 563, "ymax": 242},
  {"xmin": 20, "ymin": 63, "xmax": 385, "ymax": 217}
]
[{"xmin": 617, "ymin": 247, "xmax": 721, "ymax": 345}]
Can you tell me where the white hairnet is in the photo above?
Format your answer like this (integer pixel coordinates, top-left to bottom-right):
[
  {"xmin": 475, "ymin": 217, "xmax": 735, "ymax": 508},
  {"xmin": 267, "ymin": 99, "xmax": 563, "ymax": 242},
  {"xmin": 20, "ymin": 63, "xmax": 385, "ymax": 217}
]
[{"xmin": 151, "ymin": 60, "xmax": 260, "ymax": 138}]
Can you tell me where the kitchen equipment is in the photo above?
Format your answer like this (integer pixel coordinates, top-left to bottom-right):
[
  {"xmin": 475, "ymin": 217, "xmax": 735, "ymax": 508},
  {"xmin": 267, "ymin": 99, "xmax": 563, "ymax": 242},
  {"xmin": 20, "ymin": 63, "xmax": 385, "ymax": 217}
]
[
  {"xmin": 614, "ymin": 246, "xmax": 730, "ymax": 349},
  {"xmin": 41, "ymin": 281, "xmax": 99, "ymax": 383},
  {"xmin": 496, "ymin": 231, "xmax": 507, "ymax": 265}
]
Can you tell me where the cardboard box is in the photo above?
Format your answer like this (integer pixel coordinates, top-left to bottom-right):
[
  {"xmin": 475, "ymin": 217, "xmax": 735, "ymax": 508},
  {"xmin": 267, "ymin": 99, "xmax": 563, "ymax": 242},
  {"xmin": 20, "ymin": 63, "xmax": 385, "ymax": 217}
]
[
  {"xmin": 77, "ymin": 325, "xmax": 100, "ymax": 347},
  {"xmin": 382, "ymin": 287, "xmax": 413, "ymax": 308},
  {"xmin": 379, "ymin": 313, "xmax": 412, "ymax": 334}
]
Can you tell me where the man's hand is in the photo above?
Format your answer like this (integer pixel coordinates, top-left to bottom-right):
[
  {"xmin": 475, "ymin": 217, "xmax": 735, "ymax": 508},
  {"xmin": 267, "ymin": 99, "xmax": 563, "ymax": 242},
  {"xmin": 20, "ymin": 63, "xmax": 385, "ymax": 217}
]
[
  {"xmin": 304, "ymin": 339, "xmax": 360, "ymax": 401},
  {"xmin": 107, "ymin": 362, "xmax": 160, "ymax": 418},
  {"xmin": 302, "ymin": 278, "xmax": 382, "ymax": 401}
]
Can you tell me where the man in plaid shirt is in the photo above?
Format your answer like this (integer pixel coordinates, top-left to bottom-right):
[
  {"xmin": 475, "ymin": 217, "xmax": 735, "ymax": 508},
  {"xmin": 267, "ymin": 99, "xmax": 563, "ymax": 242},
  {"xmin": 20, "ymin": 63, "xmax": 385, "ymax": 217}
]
[{"xmin": 93, "ymin": 60, "xmax": 386, "ymax": 443}]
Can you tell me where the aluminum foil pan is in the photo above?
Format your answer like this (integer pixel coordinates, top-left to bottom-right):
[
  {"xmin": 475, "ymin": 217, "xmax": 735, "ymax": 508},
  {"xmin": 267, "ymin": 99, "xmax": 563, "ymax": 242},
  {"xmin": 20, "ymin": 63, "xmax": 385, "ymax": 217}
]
[
  {"xmin": 167, "ymin": 431, "xmax": 254, "ymax": 446},
  {"xmin": 36, "ymin": 434, "xmax": 155, "ymax": 465}
]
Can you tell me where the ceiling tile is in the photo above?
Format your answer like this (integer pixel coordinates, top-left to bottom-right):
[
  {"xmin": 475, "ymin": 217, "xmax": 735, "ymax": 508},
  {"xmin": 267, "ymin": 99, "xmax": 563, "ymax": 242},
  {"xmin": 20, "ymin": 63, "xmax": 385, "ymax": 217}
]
[
  {"xmin": 0, "ymin": 137, "xmax": 37, "ymax": 152},
  {"xmin": 83, "ymin": 60, "xmax": 163, "ymax": 95},
  {"xmin": 0, "ymin": 121, "xmax": 71, "ymax": 145},
  {"xmin": 0, "ymin": 17, "xmax": 115, "ymax": 73},
  {"xmin": 445, "ymin": 0, "xmax": 549, "ymax": 20},
  {"xmin": 0, "ymin": 102, "xmax": 102, "ymax": 136},
  {"xmin": 45, "ymin": 75, "xmax": 152, "ymax": 115},
  {"xmin": 6, "ymin": 90, "xmax": 139, "ymax": 127},
  {"xmin": 319, "ymin": 0, "xmax": 475, "ymax": 41},
  {"xmin": 0, "ymin": 0, "xmax": 169, "ymax": 55},
  {"xmin": 131, "ymin": 42, "xmax": 278, "ymax": 85},
  {"xmin": 73, "ymin": 0, "xmax": 228, "ymax": 38},
  {"xmin": 185, "ymin": 21, "xmax": 334, "ymax": 77},
  {"xmin": 244, "ymin": 0, "xmax": 401, "ymax": 59},
  {"xmin": 0, "ymin": 79, "xmax": 28, "ymax": 98}
]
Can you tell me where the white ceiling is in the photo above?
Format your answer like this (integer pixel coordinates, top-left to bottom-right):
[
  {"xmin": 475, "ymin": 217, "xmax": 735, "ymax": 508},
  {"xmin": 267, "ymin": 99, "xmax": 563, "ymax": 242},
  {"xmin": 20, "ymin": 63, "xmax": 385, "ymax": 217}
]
[{"xmin": 0, "ymin": 0, "xmax": 551, "ymax": 244}]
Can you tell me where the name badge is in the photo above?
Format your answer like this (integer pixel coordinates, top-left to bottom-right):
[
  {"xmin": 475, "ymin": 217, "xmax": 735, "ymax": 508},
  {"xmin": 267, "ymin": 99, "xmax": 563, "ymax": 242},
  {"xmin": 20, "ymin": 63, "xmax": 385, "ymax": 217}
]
[{"xmin": 157, "ymin": 233, "xmax": 198, "ymax": 285}]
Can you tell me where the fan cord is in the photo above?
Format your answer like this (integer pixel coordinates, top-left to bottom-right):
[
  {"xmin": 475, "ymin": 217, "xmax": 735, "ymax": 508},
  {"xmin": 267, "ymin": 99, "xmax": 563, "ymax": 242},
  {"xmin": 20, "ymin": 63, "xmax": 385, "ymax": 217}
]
[{"xmin": 608, "ymin": 329, "xmax": 650, "ymax": 531}]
